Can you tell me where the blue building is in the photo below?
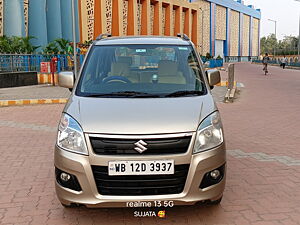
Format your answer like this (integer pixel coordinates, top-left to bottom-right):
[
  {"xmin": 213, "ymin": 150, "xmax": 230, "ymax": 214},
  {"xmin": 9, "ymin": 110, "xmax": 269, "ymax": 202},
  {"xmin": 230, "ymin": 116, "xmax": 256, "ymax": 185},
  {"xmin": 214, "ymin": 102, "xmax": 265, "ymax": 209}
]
[{"xmin": 1, "ymin": 0, "xmax": 80, "ymax": 50}]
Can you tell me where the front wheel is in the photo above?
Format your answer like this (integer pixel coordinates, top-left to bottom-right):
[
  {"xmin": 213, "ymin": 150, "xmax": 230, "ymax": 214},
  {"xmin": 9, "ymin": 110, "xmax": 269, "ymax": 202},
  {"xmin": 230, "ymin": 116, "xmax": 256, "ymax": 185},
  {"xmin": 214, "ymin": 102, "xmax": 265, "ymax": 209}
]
[
  {"xmin": 61, "ymin": 202, "xmax": 79, "ymax": 208},
  {"xmin": 208, "ymin": 196, "xmax": 223, "ymax": 205}
]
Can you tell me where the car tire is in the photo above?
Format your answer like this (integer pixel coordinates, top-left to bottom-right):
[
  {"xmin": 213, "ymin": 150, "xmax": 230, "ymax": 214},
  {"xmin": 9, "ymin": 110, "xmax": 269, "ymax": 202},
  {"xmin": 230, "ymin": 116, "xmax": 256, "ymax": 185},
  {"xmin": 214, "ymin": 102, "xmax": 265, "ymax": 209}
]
[
  {"xmin": 208, "ymin": 196, "xmax": 222, "ymax": 205},
  {"xmin": 61, "ymin": 203, "xmax": 79, "ymax": 208}
]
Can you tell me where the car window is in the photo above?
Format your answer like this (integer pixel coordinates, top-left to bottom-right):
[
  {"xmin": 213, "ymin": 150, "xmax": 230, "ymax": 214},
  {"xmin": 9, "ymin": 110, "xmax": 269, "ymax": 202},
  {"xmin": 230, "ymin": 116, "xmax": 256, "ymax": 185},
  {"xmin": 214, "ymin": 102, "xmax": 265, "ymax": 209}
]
[{"xmin": 76, "ymin": 44, "xmax": 206, "ymax": 98}]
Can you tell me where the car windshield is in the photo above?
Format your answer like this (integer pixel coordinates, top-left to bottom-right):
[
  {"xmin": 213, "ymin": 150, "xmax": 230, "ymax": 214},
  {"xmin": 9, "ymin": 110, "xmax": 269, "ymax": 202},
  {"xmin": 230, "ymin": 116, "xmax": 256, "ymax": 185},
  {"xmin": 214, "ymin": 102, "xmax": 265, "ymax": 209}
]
[{"xmin": 76, "ymin": 44, "xmax": 206, "ymax": 98}]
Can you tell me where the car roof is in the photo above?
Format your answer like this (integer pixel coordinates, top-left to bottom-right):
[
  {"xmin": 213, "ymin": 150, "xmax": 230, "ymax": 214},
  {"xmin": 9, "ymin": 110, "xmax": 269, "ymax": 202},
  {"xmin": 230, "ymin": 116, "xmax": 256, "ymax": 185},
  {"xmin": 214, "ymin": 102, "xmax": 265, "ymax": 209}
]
[{"xmin": 94, "ymin": 36, "xmax": 191, "ymax": 46}]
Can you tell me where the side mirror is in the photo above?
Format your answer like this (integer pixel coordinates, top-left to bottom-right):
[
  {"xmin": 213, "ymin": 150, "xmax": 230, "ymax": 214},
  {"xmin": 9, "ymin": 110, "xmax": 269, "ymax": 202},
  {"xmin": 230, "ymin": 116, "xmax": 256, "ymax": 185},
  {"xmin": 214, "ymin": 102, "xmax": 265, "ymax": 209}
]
[
  {"xmin": 58, "ymin": 71, "xmax": 74, "ymax": 89},
  {"xmin": 206, "ymin": 69, "xmax": 221, "ymax": 87}
]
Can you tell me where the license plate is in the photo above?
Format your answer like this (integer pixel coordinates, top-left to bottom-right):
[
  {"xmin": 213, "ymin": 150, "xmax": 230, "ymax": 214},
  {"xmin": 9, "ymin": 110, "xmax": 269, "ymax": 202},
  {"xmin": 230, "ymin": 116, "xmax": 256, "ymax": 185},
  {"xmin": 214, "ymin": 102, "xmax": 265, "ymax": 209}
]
[{"xmin": 108, "ymin": 160, "xmax": 174, "ymax": 176}]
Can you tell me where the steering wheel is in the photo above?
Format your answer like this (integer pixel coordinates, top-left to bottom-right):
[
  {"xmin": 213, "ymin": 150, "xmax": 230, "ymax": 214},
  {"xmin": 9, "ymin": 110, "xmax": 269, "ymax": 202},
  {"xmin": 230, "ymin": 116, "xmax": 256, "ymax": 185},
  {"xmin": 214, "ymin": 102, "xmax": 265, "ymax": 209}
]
[{"xmin": 102, "ymin": 76, "xmax": 132, "ymax": 84}]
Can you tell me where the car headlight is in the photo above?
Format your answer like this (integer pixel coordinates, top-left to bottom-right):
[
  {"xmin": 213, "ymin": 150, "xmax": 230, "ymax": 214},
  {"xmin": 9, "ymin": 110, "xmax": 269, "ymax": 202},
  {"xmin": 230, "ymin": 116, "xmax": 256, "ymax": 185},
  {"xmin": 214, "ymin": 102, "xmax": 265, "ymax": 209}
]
[
  {"xmin": 193, "ymin": 111, "xmax": 224, "ymax": 154},
  {"xmin": 57, "ymin": 113, "xmax": 88, "ymax": 155}
]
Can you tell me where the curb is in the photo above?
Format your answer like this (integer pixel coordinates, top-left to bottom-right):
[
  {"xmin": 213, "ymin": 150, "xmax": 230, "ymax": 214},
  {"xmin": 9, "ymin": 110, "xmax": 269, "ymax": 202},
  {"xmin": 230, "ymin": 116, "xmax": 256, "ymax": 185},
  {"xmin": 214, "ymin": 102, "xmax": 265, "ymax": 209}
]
[
  {"xmin": 216, "ymin": 81, "xmax": 237, "ymax": 87},
  {"xmin": 224, "ymin": 88, "xmax": 237, "ymax": 103},
  {"xmin": 0, "ymin": 98, "xmax": 68, "ymax": 107}
]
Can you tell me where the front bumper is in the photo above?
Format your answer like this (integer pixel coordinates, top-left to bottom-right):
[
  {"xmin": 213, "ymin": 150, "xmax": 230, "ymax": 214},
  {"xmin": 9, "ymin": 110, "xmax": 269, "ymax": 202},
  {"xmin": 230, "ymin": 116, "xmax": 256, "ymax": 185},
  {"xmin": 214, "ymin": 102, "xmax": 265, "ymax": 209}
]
[{"xmin": 54, "ymin": 140, "xmax": 226, "ymax": 208}]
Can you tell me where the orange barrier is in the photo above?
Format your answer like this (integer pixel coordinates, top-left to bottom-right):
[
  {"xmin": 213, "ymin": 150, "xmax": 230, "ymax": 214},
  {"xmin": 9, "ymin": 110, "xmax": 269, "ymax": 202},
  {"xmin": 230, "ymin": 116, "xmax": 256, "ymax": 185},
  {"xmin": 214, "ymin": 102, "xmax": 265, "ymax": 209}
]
[{"xmin": 37, "ymin": 73, "xmax": 59, "ymax": 85}]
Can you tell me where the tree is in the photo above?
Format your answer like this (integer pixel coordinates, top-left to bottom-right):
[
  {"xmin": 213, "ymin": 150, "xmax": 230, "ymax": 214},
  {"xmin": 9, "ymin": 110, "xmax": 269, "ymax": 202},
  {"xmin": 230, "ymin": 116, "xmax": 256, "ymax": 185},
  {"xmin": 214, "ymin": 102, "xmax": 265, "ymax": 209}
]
[
  {"xmin": 260, "ymin": 34, "xmax": 277, "ymax": 55},
  {"xmin": 0, "ymin": 36, "xmax": 11, "ymax": 53},
  {"xmin": 261, "ymin": 34, "xmax": 299, "ymax": 56},
  {"xmin": 277, "ymin": 36, "xmax": 298, "ymax": 55},
  {"xmin": 42, "ymin": 42, "xmax": 60, "ymax": 55},
  {"xmin": 54, "ymin": 38, "xmax": 70, "ymax": 54},
  {"xmin": 21, "ymin": 36, "xmax": 40, "ymax": 54},
  {"xmin": 42, "ymin": 38, "xmax": 71, "ymax": 55},
  {"xmin": 0, "ymin": 36, "xmax": 39, "ymax": 54}
]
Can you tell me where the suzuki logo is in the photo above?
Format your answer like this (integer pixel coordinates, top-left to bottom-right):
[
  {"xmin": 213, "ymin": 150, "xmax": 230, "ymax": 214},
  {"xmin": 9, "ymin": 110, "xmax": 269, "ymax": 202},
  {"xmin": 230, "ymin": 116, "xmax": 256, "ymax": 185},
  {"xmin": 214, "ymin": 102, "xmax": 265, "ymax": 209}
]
[{"xmin": 134, "ymin": 140, "xmax": 148, "ymax": 153}]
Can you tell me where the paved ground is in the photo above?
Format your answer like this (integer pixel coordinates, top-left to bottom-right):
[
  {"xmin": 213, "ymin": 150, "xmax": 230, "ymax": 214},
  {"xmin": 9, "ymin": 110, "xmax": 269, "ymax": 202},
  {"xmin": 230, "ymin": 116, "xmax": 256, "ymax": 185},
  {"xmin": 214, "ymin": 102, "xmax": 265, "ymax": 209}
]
[
  {"xmin": 0, "ymin": 85, "xmax": 70, "ymax": 100},
  {"xmin": 212, "ymin": 86, "xmax": 227, "ymax": 103},
  {"xmin": 0, "ymin": 62, "xmax": 299, "ymax": 225}
]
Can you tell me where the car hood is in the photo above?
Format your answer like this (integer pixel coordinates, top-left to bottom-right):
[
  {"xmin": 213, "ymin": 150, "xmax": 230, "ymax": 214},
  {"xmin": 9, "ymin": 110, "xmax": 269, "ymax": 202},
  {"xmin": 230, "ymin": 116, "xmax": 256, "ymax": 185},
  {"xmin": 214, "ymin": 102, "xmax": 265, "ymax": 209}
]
[{"xmin": 64, "ymin": 95, "xmax": 217, "ymax": 135}]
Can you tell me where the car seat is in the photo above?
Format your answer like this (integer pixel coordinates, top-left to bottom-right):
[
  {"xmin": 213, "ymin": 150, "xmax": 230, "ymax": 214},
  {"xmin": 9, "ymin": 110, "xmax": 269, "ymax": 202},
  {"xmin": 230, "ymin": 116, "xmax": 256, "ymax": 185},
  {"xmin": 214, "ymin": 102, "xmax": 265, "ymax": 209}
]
[{"xmin": 157, "ymin": 60, "xmax": 186, "ymax": 84}]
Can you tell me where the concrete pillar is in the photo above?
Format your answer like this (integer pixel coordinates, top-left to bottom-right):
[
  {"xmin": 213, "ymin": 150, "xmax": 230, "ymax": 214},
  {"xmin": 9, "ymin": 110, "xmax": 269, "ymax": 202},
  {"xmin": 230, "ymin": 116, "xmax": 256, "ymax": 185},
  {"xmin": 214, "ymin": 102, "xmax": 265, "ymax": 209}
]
[
  {"xmin": 164, "ymin": 3, "xmax": 173, "ymax": 36},
  {"xmin": 74, "ymin": 0, "xmax": 80, "ymax": 42},
  {"xmin": 112, "ymin": 0, "xmax": 124, "ymax": 36},
  {"xmin": 46, "ymin": 0, "xmax": 62, "ymax": 42},
  {"xmin": 127, "ymin": 0, "xmax": 138, "ymax": 35},
  {"xmin": 258, "ymin": 19, "xmax": 261, "ymax": 56},
  {"xmin": 79, "ymin": 0, "xmax": 92, "ymax": 42},
  {"xmin": 183, "ymin": 8, "xmax": 191, "ymax": 38},
  {"xmin": 239, "ymin": 13, "xmax": 244, "ymax": 57},
  {"xmin": 174, "ymin": 5, "xmax": 182, "ymax": 35},
  {"xmin": 249, "ymin": 16, "xmax": 253, "ymax": 56},
  {"xmin": 94, "ymin": 0, "xmax": 107, "ymax": 38},
  {"xmin": 225, "ymin": 8, "xmax": 231, "ymax": 57},
  {"xmin": 228, "ymin": 63, "xmax": 234, "ymax": 90},
  {"xmin": 3, "ymin": 0, "xmax": 25, "ymax": 37},
  {"xmin": 210, "ymin": 3, "xmax": 216, "ymax": 56},
  {"xmin": 141, "ymin": 0, "xmax": 151, "ymax": 35},
  {"xmin": 78, "ymin": 0, "xmax": 83, "ymax": 42},
  {"xmin": 28, "ymin": 0, "xmax": 48, "ymax": 47},
  {"xmin": 153, "ymin": 0, "xmax": 162, "ymax": 35},
  {"xmin": 191, "ymin": 9, "xmax": 198, "ymax": 47}
]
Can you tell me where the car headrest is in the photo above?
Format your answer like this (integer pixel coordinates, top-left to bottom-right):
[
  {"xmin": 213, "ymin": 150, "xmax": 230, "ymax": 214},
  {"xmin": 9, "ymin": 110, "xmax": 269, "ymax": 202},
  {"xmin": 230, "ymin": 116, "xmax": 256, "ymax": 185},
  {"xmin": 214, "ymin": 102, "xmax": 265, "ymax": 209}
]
[
  {"xmin": 158, "ymin": 60, "xmax": 179, "ymax": 76},
  {"xmin": 110, "ymin": 62, "xmax": 129, "ymax": 76},
  {"xmin": 117, "ymin": 56, "xmax": 132, "ymax": 65}
]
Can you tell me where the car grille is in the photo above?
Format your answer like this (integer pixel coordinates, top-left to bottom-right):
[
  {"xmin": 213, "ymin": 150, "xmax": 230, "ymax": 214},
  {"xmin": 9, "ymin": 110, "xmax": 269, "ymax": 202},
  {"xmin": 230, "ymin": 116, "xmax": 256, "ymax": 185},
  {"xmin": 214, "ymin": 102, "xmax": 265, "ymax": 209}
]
[
  {"xmin": 89, "ymin": 136, "xmax": 192, "ymax": 155},
  {"xmin": 91, "ymin": 164, "xmax": 190, "ymax": 196}
]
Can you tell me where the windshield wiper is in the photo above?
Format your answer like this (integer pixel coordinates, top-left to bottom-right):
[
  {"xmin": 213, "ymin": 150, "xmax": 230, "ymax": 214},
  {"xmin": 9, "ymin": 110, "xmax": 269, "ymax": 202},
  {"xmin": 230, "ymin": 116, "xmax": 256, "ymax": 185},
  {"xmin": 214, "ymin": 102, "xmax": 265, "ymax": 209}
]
[
  {"xmin": 83, "ymin": 91, "xmax": 161, "ymax": 98},
  {"xmin": 116, "ymin": 91, "xmax": 161, "ymax": 98},
  {"xmin": 165, "ymin": 90, "xmax": 204, "ymax": 97}
]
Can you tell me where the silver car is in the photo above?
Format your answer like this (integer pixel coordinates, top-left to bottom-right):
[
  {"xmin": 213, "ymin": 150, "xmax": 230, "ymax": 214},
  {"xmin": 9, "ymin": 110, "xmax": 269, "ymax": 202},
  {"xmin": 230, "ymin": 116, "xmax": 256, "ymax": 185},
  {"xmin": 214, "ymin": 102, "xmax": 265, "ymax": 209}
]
[{"xmin": 55, "ymin": 35, "xmax": 226, "ymax": 208}]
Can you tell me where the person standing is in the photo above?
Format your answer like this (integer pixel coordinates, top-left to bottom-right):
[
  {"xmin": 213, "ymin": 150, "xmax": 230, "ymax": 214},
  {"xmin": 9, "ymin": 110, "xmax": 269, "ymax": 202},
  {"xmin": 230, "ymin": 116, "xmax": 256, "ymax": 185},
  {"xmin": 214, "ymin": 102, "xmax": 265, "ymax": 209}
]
[
  {"xmin": 281, "ymin": 56, "xmax": 288, "ymax": 69},
  {"xmin": 262, "ymin": 53, "xmax": 270, "ymax": 75}
]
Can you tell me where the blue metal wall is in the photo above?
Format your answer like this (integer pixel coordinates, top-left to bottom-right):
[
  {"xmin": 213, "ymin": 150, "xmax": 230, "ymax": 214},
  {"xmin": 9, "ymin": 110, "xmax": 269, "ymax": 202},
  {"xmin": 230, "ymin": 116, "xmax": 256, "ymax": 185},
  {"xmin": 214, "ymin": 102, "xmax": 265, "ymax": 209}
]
[
  {"xmin": 28, "ymin": 0, "xmax": 48, "ymax": 48},
  {"xmin": 3, "ymin": 0, "xmax": 25, "ymax": 37},
  {"xmin": 60, "ymin": 0, "xmax": 80, "ymax": 42},
  {"xmin": 3, "ymin": 0, "xmax": 80, "ymax": 49},
  {"xmin": 46, "ymin": 0, "xmax": 62, "ymax": 42},
  {"xmin": 60, "ymin": 0, "xmax": 73, "ymax": 41},
  {"xmin": 46, "ymin": 0, "xmax": 80, "ymax": 43}
]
